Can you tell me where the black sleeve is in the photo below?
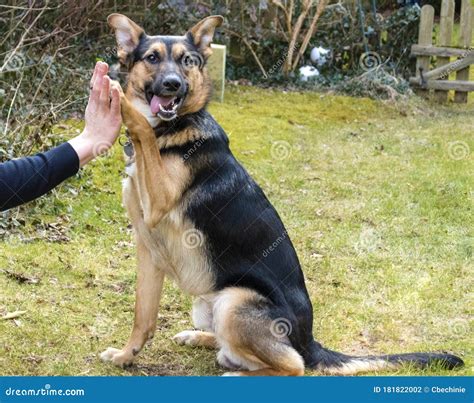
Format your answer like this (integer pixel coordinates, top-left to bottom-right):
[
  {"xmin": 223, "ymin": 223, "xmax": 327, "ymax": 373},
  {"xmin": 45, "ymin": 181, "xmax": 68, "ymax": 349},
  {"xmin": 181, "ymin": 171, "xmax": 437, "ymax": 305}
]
[{"xmin": 0, "ymin": 142, "xmax": 80, "ymax": 211}]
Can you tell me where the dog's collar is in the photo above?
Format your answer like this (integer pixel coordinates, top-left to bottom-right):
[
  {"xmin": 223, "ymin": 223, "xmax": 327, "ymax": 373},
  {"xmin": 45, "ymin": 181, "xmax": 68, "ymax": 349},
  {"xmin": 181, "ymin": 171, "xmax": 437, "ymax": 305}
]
[{"xmin": 120, "ymin": 129, "xmax": 134, "ymax": 157}]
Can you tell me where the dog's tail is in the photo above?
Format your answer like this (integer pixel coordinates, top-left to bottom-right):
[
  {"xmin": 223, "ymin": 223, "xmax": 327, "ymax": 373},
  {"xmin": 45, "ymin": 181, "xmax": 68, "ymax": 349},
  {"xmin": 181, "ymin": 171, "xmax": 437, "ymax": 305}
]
[{"xmin": 305, "ymin": 341, "xmax": 464, "ymax": 375}]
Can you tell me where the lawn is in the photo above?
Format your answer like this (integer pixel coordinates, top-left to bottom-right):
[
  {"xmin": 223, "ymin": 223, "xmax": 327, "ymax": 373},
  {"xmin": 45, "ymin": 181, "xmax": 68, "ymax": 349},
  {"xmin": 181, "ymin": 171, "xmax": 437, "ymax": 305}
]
[{"xmin": 0, "ymin": 86, "xmax": 472, "ymax": 376}]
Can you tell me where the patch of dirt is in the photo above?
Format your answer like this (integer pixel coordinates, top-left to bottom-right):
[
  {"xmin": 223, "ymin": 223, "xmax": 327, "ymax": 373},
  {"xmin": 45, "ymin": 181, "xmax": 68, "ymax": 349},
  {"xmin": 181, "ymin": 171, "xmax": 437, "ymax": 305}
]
[
  {"xmin": 126, "ymin": 362, "xmax": 194, "ymax": 376},
  {"xmin": 0, "ymin": 268, "xmax": 40, "ymax": 284}
]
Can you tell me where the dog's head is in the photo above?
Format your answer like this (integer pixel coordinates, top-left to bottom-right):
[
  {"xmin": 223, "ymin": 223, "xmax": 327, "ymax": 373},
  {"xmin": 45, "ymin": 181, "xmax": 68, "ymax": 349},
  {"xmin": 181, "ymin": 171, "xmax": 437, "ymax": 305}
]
[{"xmin": 108, "ymin": 14, "xmax": 223, "ymax": 124}]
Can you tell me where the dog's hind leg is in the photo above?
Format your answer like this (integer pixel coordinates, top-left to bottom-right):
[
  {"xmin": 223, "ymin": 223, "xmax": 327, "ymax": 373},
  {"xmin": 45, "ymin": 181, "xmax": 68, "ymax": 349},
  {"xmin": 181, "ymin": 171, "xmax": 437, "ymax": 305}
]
[
  {"xmin": 173, "ymin": 296, "xmax": 217, "ymax": 348},
  {"xmin": 213, "ymin": 287, "xmax": 305, "ymax": 376},
  {"xmin": 173, "ymin": 330, "xmax": 217, "ymax": 348},
  {"xmin": 100, "ymin": 235, "xmax": 164, "ymax": 367}
]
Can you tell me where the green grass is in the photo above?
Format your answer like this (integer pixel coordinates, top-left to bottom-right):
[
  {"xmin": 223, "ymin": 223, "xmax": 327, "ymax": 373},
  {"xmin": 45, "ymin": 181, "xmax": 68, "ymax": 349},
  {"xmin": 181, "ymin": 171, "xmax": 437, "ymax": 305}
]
[{"xmin": 0, "ymin": 87, "xmax": 472, "ymax": 376}]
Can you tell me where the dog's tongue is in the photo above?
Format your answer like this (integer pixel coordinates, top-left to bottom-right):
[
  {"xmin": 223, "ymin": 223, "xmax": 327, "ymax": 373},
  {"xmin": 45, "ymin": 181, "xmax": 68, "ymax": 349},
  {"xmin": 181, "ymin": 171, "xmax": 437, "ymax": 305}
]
[{"xmin": 150, "ymin": 95, "xmax": 174, "ymax": 114}]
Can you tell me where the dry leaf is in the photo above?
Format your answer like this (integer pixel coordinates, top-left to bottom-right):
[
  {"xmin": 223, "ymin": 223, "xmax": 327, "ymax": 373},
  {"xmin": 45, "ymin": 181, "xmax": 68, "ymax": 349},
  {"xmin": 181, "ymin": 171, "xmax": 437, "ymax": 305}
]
[{"xmin": 1, "ymin": 310, "xmax": 27, "ymax": 320}]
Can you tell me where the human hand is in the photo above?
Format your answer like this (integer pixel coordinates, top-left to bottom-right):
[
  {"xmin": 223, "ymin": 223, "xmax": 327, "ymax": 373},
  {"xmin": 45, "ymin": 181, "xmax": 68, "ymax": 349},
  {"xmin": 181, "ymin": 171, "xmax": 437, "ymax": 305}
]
[{"xmin": 68, "ymin": 61, "xmax": 122, "ymax": 167}]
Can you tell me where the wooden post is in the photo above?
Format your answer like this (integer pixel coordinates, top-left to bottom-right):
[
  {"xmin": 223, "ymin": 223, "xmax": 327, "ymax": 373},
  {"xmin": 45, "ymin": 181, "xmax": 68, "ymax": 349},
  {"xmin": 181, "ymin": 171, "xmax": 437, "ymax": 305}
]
[
  {"xmin": 454, "ymin": 0, "xmax": 473, "ymax": 103},
  {"xmin": 435, "ymin": 0, "xmax": 455, "ymax": 102},
  {"xmin": 208, "ymin": 44, "xmax": 226, "ymax": 103},
  {"xmin": 416, "ymin": 5, "xmax": 435, "ymax": 98}
]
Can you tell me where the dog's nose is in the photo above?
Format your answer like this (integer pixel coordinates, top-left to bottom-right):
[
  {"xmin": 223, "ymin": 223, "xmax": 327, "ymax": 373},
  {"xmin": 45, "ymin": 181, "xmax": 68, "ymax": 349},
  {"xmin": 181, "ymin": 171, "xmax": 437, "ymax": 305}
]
[{"xmin": 162, "ymin": 75, "xmax": 182, "ymax": 92}]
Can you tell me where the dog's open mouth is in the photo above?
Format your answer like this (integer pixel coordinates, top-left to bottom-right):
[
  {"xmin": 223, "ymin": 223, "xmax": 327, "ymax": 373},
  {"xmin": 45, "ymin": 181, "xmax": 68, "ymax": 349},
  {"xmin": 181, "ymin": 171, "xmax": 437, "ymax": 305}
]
[{"xmin": 150, "ymin": 95, "xmax": 183, "ymax": 121}]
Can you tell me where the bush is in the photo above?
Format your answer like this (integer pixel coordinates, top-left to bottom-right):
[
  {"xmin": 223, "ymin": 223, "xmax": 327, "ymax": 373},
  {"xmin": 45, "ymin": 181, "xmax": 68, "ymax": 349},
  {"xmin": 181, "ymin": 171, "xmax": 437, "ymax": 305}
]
[
  {"xmin": 297, "ymin": 3, "xmax": 420, "ymax": 79},
  {"xmin": 0, "ymin": 1, "xmax": 421, "ymax": 162},
  {"xmin": 0, "ymin": 1, "xmax": 234, "ymax": 161}
]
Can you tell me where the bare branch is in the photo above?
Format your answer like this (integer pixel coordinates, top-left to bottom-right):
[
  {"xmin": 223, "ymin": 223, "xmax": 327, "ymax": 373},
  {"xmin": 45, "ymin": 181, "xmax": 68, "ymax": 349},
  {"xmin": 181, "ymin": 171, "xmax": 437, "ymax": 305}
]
[
  {"xmin": 292, "ymin": 0, "xmax": 328, "ymax": 70},
  {"xmin": 223, "ymin": 28, "xmax": 268, "ymax": 77}
]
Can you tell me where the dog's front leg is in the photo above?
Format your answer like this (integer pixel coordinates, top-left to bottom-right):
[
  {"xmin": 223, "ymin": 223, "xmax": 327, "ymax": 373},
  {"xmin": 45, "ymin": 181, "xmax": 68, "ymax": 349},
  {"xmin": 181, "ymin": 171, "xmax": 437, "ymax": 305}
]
[
  {"xmin": 101, "ymin": 237, "xmax": 164, "ymax": 367},
  {"xmin": 133, "ymin": 138, "xmax": 177, "ymax": 228},
  {"xmin": 120, "ymin": 94, "xmax": 178, "ymax": 229}
]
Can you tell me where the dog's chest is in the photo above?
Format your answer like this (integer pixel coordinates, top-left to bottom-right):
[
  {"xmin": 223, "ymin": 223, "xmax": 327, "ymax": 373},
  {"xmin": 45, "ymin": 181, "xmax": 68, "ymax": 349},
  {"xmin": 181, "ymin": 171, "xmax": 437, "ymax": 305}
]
[{"xmin": 123, "ymin": 163, "xmax": 214, "ymax": 296}]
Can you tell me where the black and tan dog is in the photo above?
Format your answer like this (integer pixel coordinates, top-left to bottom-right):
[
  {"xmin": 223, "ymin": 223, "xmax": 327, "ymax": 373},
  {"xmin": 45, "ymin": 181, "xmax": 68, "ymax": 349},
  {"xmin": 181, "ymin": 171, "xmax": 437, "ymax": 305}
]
[{"xmin": 100, "ymin": 14, "xmax": 464, "ymax": 375}]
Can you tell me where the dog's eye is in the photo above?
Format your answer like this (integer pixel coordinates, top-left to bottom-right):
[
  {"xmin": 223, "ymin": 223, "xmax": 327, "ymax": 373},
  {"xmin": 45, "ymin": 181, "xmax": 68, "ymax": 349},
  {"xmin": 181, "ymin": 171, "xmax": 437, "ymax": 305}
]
[{"xmin": 146, "ymin": 54, "xmax": 159, "ymax": 64}]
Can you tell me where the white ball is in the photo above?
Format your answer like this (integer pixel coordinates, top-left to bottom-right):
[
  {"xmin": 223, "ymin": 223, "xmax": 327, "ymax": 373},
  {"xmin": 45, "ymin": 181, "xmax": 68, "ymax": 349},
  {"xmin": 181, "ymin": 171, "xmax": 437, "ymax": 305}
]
[{"xmin": 299, "ymin": 65, "xmax": 320, "ymax": 82}]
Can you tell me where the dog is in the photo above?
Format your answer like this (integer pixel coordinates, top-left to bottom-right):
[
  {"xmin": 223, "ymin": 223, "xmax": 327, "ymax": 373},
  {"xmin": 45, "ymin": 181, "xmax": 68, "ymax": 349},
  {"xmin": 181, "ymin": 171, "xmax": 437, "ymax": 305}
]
[{"xmin": 100, "ymin": 14, "xmax": 464, "ymax": 375}]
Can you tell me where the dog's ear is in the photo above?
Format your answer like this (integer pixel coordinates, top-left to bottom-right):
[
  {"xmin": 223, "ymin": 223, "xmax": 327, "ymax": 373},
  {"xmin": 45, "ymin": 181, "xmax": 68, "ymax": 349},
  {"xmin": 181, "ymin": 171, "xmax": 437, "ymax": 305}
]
[
  {"xmin": 108, "ymin": 13, "xmax": 144, "ymax": 64},
  {"xmin": 187, "ymin": 16, "xmax": 223, "ymax": 58}
]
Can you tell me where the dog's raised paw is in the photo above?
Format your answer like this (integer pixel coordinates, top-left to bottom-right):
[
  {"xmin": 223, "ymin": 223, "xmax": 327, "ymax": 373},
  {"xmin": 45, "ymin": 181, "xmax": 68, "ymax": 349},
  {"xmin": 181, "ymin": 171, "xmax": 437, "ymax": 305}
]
[
  {"xmin": 172, "ymin": 330, "xmax": 201, "ymax": 346},
  {"xmin": 109, "ymin": 79, "xmax": 124, "ymax": 96},
  {"xmin": 100, "ymin": 347, "xmax": 134, "ymax": 368}
]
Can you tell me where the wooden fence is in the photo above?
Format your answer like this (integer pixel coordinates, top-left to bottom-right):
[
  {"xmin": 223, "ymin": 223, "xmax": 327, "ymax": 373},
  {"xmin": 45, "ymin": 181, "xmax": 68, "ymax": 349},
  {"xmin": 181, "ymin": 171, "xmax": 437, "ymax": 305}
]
[{"xmin": 410, "ymin": 0, "xmax": 473, "ymax": 103}]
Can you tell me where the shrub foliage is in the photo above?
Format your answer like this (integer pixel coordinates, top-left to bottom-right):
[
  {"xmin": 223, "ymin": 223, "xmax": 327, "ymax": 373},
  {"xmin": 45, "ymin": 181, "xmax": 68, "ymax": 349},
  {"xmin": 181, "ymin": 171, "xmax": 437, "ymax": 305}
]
[{"xmin": 0, "ymin": 0, "xmax": 420, "ymax": 161}]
